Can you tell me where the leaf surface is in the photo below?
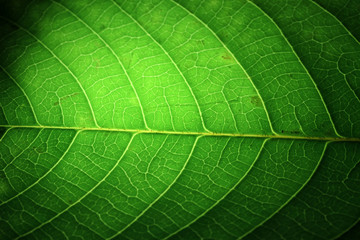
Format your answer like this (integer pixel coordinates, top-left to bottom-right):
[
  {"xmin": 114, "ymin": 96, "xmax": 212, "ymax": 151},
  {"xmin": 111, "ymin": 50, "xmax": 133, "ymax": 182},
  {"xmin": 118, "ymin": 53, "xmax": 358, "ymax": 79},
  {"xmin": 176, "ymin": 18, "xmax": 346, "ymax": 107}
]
[{"xmin": 0, "ymin": 0, "xmax": 359, "ymax": 239}]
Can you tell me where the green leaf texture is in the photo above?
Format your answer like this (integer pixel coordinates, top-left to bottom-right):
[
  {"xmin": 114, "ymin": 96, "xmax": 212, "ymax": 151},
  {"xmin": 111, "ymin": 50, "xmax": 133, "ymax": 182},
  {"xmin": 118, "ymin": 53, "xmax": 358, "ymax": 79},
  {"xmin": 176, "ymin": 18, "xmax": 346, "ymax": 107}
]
[{"xmin": 0, "ymin": 0, "xmax": 359, "ymax": 239}]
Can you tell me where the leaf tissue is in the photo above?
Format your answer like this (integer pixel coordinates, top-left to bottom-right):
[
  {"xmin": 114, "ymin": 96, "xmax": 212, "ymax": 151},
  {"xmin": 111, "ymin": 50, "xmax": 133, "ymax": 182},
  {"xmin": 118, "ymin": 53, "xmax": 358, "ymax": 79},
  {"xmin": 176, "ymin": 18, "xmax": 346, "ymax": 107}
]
[{"xmin": 0, "ymin": 0, "xmax": 359, "ymax": 239}]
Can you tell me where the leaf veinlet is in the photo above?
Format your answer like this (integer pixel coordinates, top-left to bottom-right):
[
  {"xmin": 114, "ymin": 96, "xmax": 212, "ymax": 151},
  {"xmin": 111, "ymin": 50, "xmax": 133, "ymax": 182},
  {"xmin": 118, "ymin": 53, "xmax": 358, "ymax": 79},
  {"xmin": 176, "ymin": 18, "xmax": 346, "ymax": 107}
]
[
  {"xmin": 169, "ymin": 0, "xmax": 276, "ymax": 135},
  {"xmin": 0, "ymin": 16, "xmax": 100, "ymax": 128},
  {"xmin": 0, "ymin": 0, "xmax": 359, "ymax": 239},
  {"xmin": 111, "ymin": 0, "xmax": 210, "ymax": 133},
  {"xmin": 50, "ymin": 0, "xmax": 150, "ymax": 130},
  {"xmin": 15, "ymin": 133, "xmax": 137, "ymax": 239},
  {"xmin": 246, "ymin": 1, "xmax": 342, "ymax": 138}
]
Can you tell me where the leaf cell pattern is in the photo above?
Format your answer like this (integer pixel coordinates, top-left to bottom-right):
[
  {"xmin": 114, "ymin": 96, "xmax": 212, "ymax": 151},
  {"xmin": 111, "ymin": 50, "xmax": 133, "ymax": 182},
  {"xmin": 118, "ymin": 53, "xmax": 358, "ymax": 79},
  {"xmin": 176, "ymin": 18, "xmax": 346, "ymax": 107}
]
[{"xmin": 0, "ymin": 0, "xmax": 359, "ymax": 239}]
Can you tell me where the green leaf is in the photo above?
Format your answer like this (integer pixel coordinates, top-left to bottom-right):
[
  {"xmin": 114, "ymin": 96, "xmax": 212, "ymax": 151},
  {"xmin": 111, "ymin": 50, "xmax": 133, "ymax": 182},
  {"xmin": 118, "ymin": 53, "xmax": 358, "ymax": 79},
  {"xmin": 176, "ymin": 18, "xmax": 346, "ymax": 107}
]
[{"xmin": 0, "ymin": 0, "xmax": 359, "ymax": 239}]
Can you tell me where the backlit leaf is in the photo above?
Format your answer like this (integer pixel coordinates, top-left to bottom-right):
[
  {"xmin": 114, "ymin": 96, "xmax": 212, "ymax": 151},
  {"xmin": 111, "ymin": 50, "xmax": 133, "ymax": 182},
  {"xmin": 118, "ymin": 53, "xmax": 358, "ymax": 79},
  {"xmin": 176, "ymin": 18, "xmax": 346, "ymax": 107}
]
[{"xmin": 0, "ymin": 0, "xmax": 359, "ymax": 239}]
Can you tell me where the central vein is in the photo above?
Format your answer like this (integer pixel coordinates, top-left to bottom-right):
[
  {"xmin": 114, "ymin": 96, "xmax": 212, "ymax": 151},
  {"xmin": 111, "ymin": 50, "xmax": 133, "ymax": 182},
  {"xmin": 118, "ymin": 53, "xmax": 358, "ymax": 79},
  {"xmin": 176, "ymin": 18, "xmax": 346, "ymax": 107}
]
[{"xmin": 1, "ymin": 125, "xmax": 359, "ymax": 142}]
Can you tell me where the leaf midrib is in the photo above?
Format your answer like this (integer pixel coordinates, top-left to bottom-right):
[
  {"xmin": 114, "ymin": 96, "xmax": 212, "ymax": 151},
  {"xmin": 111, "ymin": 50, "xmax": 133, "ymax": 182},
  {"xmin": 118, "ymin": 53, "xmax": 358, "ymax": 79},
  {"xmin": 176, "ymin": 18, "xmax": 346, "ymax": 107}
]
[{"xmin": 1, "ymin": 125, "xmax": 359, "ymax": 142}]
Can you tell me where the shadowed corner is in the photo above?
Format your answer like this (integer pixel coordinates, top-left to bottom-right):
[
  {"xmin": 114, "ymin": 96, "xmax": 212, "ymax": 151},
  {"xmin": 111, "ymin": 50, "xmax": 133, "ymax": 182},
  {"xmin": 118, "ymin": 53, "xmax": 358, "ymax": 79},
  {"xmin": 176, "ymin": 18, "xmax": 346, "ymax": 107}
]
[
  {"xmin": 0, "ymin": 0, "xmax": 28, "ymax": 127},
  {"xmin": 337, "ymin": 220, "xmax": 360, "ymax": 240},
  {"xmin": 0, "ymin": 0, "xmax": 24, "ymax": 34},
  {"xmin": 0, "ymin": 0, "xmax": 50, "ymax": 128},
  {"xmin": 0, "ymin": 0, "xmax": 47, "ymax": 62}
]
